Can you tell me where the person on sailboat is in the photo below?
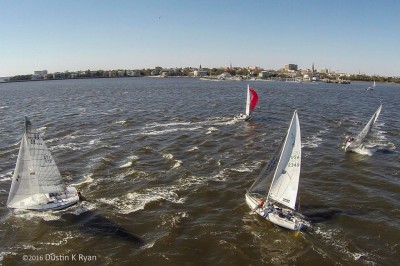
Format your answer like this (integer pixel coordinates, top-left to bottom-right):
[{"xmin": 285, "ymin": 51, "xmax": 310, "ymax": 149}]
[
  {"xmin": 345, "ymin": 135, "xmax": 354, "ymax": 143},
  {"xmin": 253, "ymin": 198, "xmax": 266, "ymax": 212}
]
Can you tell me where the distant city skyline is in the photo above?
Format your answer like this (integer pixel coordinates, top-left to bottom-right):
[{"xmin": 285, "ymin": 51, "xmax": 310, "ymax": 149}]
[{"xmin": 1, "ymin": 0, "xmax": 400, "ymax": 77}]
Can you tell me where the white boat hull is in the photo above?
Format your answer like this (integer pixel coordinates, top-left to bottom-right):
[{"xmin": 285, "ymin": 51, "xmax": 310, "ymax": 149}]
[
  {"xmin": 8, "ymin": 187, "xmax": 79, "ymax": 211},
  {"xmin": 234, "ymin": 114, "xmax": 251, "ymax": 121},
  {"xmin": 245, "ymin": 193, "xmax": 308, "ymax": 231}
]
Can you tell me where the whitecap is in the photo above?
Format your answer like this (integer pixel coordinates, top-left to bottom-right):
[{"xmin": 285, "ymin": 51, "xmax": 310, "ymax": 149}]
[
  {"xmin": 187, "ymin": 146, "xmax": 199, "ymax": 152},
  {"xmin": 119, "ymin": 155, "xmax": 139, "ymax": 168},
  {"xmin": 36, "ymin": 126, "xmax": 47, "ymax": 132},
  {"xmin": 163, "ymin": 153, "xmax": 174, "ymax": 160},
  {"xmin": 88, "ymin": 139, "xmax": 100, "ymax": 145},
  {"xmin": 115, "ymin": 120, "xmax": 126, "ymax": 125},
  {"xmin": 206, "ymin": 127, "xmax": 218, "ymax": 134},
  {"xmin": 73, "ymin": 173, "xmax": 94, "ymax": 185},
  {"xmin": 12, "ymin": 209, "xmax": 61, "ymax": 221},
  {"xmin": 172, "ymin": 160, "xmax": 182, "ymax": 169},
  {"xmin": 352, "ymin": 146, "xmax": 373, "ymax": 156},
  {"xmin": 0, "ymin": 176, "xmax": 11, "ymax": 182},
  {"xmin": 49, "ymin": 143, "xmax": 81, "ymax": 151},
  {"xmin": 120, "ymin": 161, "xmax": 132, "ymax": 168},
  {"xmin": 302, "ymin": 135, "xmax": 323, "ymax": 148},
  {"xmin": 97, "ymin": 186, "xmax": 185, "ymax": 214}
]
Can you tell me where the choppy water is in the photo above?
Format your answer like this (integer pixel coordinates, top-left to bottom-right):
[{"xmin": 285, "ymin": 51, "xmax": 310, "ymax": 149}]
[{"xmin": 0, "ymin": 78, "xmax": 399, "ymax": 265}]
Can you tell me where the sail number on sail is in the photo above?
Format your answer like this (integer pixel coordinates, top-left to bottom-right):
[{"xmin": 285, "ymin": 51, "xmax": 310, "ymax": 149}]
[{"xmin": 287, "ymin": 154, "xmax": 300, "ymax": 168}]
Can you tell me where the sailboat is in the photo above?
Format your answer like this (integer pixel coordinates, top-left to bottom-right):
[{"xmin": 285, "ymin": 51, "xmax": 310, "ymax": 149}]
[
  {"xmin": 7, "ymin": 117, "xmax": 79, "ymax": 211},
  {"xmin": 345, "ymin": 104, "xmax": 382, "ymax": 152},
  {"xmin": 235, "ymin": 85, "xmax": 258, "ymax": 121},
  {"xmin": 366, "ymin": 80, "xmax": 375, "ymax": 91},
  {"xmin": 245, "ymin": 110, "xmax": 309, "ymax": 231}
]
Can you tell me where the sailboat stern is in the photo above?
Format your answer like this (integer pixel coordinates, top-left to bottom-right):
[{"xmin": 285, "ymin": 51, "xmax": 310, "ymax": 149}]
[{"xmin": 246, "ymin": 193, "xmax": 308, "ymax": 231}]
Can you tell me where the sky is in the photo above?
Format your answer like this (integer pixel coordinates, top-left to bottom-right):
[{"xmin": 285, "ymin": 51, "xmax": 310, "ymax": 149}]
[{"xmin": 1, "ymin": 0, "xmax": 400, "ymax": 77}]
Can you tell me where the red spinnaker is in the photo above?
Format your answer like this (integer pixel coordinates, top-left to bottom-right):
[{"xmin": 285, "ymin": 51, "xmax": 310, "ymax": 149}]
[{"xmin": 249, "ymin": 88, "xmax": 259, "ymax": 112}]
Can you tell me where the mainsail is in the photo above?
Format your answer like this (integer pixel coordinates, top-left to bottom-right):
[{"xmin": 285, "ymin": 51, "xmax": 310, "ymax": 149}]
[
  {"xmin": 7, "ymin": 117, "xmax": 66, "ymax": 208},
  {"xmin": 267, "ymin": 111, "xmax": 301, "ymax": 210},
  {"xmin": 249, "ymin": 137, "xmax": 285, "ymax": 196},
  {"xmin": 347, "ymin": 104, "xmax": 382, "ymax": 150}
]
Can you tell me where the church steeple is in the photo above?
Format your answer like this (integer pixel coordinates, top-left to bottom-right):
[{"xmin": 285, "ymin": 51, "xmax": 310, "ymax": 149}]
[{"xmin": 312, "ymin": 62, "xmax": 315, "ymax": 73}]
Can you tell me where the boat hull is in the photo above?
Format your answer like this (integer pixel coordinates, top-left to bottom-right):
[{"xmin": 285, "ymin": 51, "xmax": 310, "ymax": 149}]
[
  {"xmin": 245, "ymin": 193, "xmax": 307, "ymax": 231},
  {"xmin": 234, "ymin": 114, "xmax": 251, "ymax": 121},
  {"xmin": 8, "ymin": 186, "xmax": 79, "ymax": 211}
]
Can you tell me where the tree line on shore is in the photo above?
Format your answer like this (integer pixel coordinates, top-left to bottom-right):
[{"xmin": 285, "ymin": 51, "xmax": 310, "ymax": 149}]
[{"xmin": 5, "ymin": 68, "xmax": 400, "ymax": 84}]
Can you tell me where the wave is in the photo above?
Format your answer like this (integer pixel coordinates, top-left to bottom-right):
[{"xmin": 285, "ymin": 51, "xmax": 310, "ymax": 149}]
[
  {"xmin": 172, "ymin": 160, "xmax": 182, "ymax": 169},
  {"xmin": 11, "ymin": 209, "xmax": 62, "ymax": 221},
  {"xmin": 73, "ymin": 173, "xmax": 94, "ymax": 186},
  {"xmin": 206, "ymin": 127, "xmax": 218, "ymax": 135},
  {"xmin": 139, "ymin": 126, "xmax": 202, "ymax": 136},
  {"xmin": 188, "ymin": 146, "xmax": 199, "ymax": 152},
  {"xmin": 312, "ymin": 226, "xmax": 374, "ymax": 264},
  {"xmin": 163, "ymin": 153, "xmax": 174, "ymax": 160},
  {"xmin": 97, "ymin": 185, "xmax": 185, "ymax": 214},
  {"xmin": 303, "ymin": 128, "xmax": 328, "ymax": 149},
  {"xmin": 0, "ymin": 171, "xmax": 13, "ymax": 182},
  {"xmin": 120, "ymin": 161, "xmax": 132, "ymax": 168},
  {"xmin": 115, "ymin": 120, "xmax": 127, "ymax": 125},
  {"xmin": 49, "ymin": 143, "xmax": 82, "ymax": 151},
  {"xmin": 119, "ymin": 155, "xmax": 139, "ymax": 168},
  {"xmin": 88, "ymin": 138, "xmax": 101, "ymax": 145}
]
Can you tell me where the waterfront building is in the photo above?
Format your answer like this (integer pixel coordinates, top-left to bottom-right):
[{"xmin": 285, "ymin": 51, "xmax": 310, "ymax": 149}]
[
  {"xmin": 127, "ymin": 70, "xmax": 141, "ymax": 77},
  {"xmin": 34, "ymin": 70, "xmax": 48, "ymax": 76},
  {"xmin": 259, "ymin": 71, "xmax": 269, "ymax": 78},
  {"xmin": 194, "ymin": 69, "xmax": 208, "ymax": 77},
  {"xmin": 284, "ymin": 64, "xmax": 298, "ymax": 71},
  {"xmin": 320, "ymin": 68, "xmax": 329, "ymax": 74}
]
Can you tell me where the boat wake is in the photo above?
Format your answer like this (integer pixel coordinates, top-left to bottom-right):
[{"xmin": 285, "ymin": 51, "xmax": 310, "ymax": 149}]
[
  {"xmin": 311, "ymin": 226, "xmax": 373, "ymax": 264},
  {"xmin": 136, "ymin": 117, "xmax": 236, "ymax": 136}
]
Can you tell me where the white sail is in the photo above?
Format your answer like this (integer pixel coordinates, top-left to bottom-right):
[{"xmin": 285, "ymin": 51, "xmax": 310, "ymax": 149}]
[
  {"xmin": 245, "ymin": 85, "xmax": 251, "ymax": 116},
  {"xmin": 7, "ymin": 117, "xmax": 70, "ymax": 209},
  {"xmin": 249, "ymin": 137, "xmax": 285, "ymax": 196},
  {"xmin": 346, "ymin": 104, "xmax": 382, "ymax": 151},
  {"xmin": 267, "ymin": 111, "xmax": 301, "ymax": 210},
  {"xmin": 7, "ymin": 133, "xmax": 48, "ymax": 208}
]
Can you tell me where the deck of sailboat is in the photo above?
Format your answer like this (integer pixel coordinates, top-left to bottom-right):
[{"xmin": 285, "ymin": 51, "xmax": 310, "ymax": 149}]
[{"xmin": 245, "ymin": 193, "xmax": 307, "ymax": 231}]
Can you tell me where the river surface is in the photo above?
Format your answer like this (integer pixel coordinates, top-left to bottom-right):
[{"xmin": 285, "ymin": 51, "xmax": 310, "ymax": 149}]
[{"xmin": 0, "ymin": 78, "xmax": 399, "ymax": 265}]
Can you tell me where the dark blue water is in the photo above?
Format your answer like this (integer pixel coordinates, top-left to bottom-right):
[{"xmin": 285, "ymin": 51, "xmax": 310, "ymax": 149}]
[{"xmin": 0, "ymin": 78, "xmax": 399, "ymax": 265}]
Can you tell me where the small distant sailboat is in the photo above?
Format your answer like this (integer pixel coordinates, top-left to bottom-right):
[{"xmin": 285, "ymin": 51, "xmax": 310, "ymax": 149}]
[
  {"xmin": 366, "ymin": 80, "xmax": 376, "ymax": 91},
  {"xmin": 345, "ymin": 104, "xmax": 382, "ymax": 152},
  {"xmin": 245, "ymin": 111, "xmax": 309, "ymax": 231},
  {"xmin": 235, "ymin": 85, "xmax": 258, "ymax": 121},
  {"xmin": 7, "ymin": 117, "xmax": 79, "ymax": 211}
]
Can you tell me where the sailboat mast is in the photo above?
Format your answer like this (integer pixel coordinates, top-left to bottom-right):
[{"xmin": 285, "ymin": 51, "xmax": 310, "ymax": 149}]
[{"xmin": 245, "ymin": 85, "xmax": 251, "ymax": 116}]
